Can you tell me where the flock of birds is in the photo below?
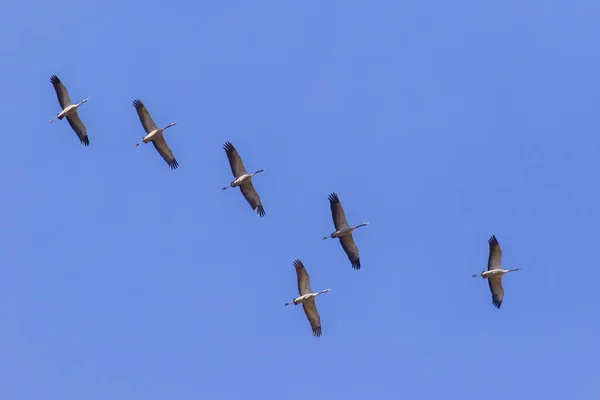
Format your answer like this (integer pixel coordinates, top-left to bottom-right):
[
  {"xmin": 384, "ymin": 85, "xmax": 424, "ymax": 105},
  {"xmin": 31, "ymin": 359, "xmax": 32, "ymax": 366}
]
[{"xmin": 48, "ymin": 74, "xmax": 522, "ymax": 337}]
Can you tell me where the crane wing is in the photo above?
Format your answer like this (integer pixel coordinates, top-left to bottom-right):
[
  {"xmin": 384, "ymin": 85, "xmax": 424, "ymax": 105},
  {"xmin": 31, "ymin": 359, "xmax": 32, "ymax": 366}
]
[
  {"xmin": 151, "ymin": 135, "xmax": 179, "ymax": 170},
  {"xmin": 302, "ymin": 300, "xmax": 322, "ymax": 337},
  {"xmin": 293, "ymin": 259, "xmax": 312, "ymax": 296},
  {"xmin": 487, "ymin": 235, "xmax": 502, "ymax": 271},
  {"xmin": 240, "ymin": 181, "xmax": 265, "ymax": 217},
  {"xmin": 132, "ymin": 99, "xmax": 158, "ymax": 134},
  {"xmin": 50, "ymin": 75, "xmax": 72, "ymax": 109},
  {"xmin": 223, "ymin": 141, "xmax": 248, "ymax": 178},
  {"xmin": 339, "ymin": 234, "xmax": 360, "ymax": 270},
  {"xmin": 488, "ymin": 276, "xmax": 504, "ymax": 309},
  {"xmin": 328, "ymin": 192, "xmax": 349, "ymax": 231},
  {"xmin": 66, "ymin": 111, "xmax": 89, "ymax": 146}
]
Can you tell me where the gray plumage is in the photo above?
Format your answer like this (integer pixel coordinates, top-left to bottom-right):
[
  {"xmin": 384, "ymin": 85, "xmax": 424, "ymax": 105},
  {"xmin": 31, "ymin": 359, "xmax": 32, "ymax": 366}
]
[
  {"xmin": 487, "ymin": 235, "xmax": 504, "ymax": 309},
  {"xmin": 293, "ymin": 260, "xmax": 322, "ymax": 337},
  {"xmin": 222, "ymin": 141, "xmax": 265, "ymax": 217},
  {"xmin": 325, "ymin": 193, "xmax": 368, "ymax": 270},
  {"xmin": 132, "ymin": 99, "xmax": 179, "ymax": 170},
  {"xmin": 49, "ymin": 75, "xmax": 89, "ymax": 146}
]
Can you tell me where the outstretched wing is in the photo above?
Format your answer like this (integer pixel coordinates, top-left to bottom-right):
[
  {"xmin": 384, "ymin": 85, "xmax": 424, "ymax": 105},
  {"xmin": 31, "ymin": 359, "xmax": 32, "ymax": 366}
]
[
  {"xmin": 488, "ymin": 277, "xmax": 504, "ymax": 309},
  {"xmin": 240, "ymin": 181, "xmax": 265, "ymax": 217},
  {"xmin": 339, "ymin": 234, "xmax": 360, "ymax": 270},
  {"xmin": 328, "ymin": 192, "xmax": 349, "ymax": 231},
  {"xmin": 151, "ymin": 135, "xmax": 179, "ymax": 170},
  {"xmin": 293, "ymin": 259, "xmax": 312, "ymax": 296},
  {"xmin": 223, "ymin": 141, "xmax": 248, "ymax": 178},
  {"xmin": 50, "ymin": 75, "xmax": 73, "ymax": 109},
  {"xmin": 132, "ymin": 99, "xmax": 158, "ymax": 134},
  {"xmin": 65, "ymin": 111, "xmax": 89, "ymax": 146},
  {"xmin": 302, "ymin": 300, "xmax": 322, "ymax": 337},
  {"xmin": 487, "ymin": 235, "xmax": 502, "ymax": 271}
]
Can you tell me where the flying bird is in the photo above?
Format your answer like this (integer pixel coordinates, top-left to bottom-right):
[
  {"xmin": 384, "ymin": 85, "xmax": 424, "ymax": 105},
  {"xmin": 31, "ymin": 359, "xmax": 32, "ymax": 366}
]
[
  {"xmin": 472, "ymin": 235, "xmax": 521, "ymax": 309},
  {"xmin": 322, "ymin": 192, "xmax": 369, "ymax": 270},
  {"xmin": 132, "ymin": 99, "xmax": 179, "ymax": 170},
  {"xmin": 285, "ymin": 259, "xmax": 330, "ymax": 337},
  {"xmin": 49, "ymin": 75, "xmax": 90, "ymax": 146},
  {"xmin": 221, "ymin": 141, "xmax": 265, "ymax": 217}
]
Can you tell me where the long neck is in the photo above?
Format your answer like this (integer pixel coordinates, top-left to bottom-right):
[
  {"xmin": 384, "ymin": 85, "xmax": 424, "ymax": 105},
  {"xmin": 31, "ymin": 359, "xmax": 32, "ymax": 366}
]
[
  {"xmin": 163, "ymin": 122, "xmax": 176, "ymax": 130},
  {"xmin": 251, "ymin": 169, "xmax": 264, "ymax": 176},
  {"xmin": 508, "ymin": 268, "xmax": 520, "ymax": 272},
  {"xmin": 317, "ymin": 289, "xmax": 330, "ymax": 295},
  {"xmin": 355, "ymin": 222, "xmax": 369, "ymax": 229},
  {"xmin": 77, "ymin": 99, "xmax": 88, "ymax": 106}
]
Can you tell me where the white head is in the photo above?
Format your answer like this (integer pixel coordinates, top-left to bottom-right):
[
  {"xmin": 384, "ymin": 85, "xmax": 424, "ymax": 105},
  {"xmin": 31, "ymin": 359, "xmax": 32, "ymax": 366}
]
[
  {"xmin": 166, "ymin": 122, "xmax": 177, "ymax": 129},
  {"xmin": 80, "ymin": 98, "xmax": 89, "ymax": 104},
  {"xmin": 321, "ymin": 288, "xmax": 331, "ymax": 293}
]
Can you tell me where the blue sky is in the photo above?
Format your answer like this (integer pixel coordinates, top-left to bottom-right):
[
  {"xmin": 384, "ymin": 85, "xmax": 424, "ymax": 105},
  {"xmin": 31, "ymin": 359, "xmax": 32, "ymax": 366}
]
[{"xmin": 1, "ymin": 1, "xmax": 599, "ymax": 399}]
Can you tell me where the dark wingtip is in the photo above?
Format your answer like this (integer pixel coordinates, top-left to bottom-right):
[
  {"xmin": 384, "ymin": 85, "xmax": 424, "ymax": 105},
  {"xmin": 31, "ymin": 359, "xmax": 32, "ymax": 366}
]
[
  {"xmin": 169, "ymin": 159, "xmax": 179, "ymax": 170},
  {"xmin": 327, "ymin": 192, "xmax": 339, "ymax": 203},
  {"xmin": 50, "ymin": 75, "xmax": 60, "ymax": 84},
  {"xmin": 257, "ymin": 205, "xmax": 265, "ymax": 217},
  {"xmin": 293, "ymin": 259, "xmax": 304, "ymax": 270},
  {"xmin": 313, "ymin": 327, "xmax": 322, "ymax": 337},
  {"xmin": 223, "ymin": 141, "xmax": 234, "ymax": 152},
  {"xmin": 81, "ymin": 137, "xmax": 90, "ymax": 146},
  {"xmin": 489, "ymin": 235, "xmax": 498, "ymax": 245},
  {"xmin": 493, "ymin": 300, "xmax": 502, "ymax": 309},
  {"xmin": 132, "ymin": 99, "xmax": 144, "ymax": 109},
  {"xmin": 352, "ymin": 258, "xmax": 361, "ymax": 270}
]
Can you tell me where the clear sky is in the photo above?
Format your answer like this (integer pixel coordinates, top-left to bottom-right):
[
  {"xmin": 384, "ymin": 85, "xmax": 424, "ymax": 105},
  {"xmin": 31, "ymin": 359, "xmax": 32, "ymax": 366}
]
[{"xmin": 1, "ymin": 1, "xmax": 599, "ymax": 399}]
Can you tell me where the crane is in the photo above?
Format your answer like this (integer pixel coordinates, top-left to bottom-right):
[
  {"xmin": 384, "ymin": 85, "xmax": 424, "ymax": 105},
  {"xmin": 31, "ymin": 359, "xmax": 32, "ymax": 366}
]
[
  {"xmin": 322, "ymin": 193, "xmax": 369, "ymax": 270},
  {"xmin": 221, "ymin": 141, "xmax": 265, "ymax": 217},
  {"xmin": 285, "ymin": 259, "xmax": 330, "ymax": 337},
  {"xmin": 49, "ymin": 75, "xmax": 89, "ymax": 146},
  {"xmin": 132, "ymin": 99, "xmax": 179, "ymax": 169},
  {"xmin": 472, "ymin": 235, "xmax": 521, "ymax": 309}
]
